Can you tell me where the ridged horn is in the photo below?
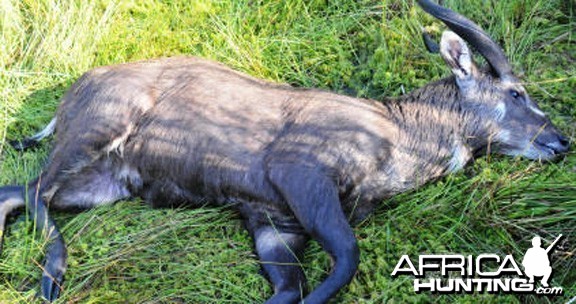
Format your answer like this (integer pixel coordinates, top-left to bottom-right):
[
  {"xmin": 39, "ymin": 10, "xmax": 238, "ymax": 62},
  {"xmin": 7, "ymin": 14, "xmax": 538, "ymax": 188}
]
[{"xmin": 416, "ymin": 0, "xmax": 513, "ymax": 78}]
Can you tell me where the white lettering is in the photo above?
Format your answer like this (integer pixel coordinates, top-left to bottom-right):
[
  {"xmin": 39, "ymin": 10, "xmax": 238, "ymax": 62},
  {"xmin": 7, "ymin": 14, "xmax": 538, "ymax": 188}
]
[
  {"xmin": 391, "ymin": 253, "xmax": 561, "ymax": 295},
  {"xmin": 476, "ymin": 254, "xmax": 500, "ymax": 276},
  {"xmin": 419, "ymin": 255, "xmax": 441, "ymax": 275},
  {"xmin": 414, "ymin": 279, "xmax": 435, "ymax": 292},
  {"xmin": 498, "ymin": 255, "xmax": 523, "ymax": 275},
  {"xmin": 391, "ymin": 255, "xmax": 418, "ymax": 276},
  {"xmin": 442, "ymin": 255, "xmax": 466, "ymax": 276}
]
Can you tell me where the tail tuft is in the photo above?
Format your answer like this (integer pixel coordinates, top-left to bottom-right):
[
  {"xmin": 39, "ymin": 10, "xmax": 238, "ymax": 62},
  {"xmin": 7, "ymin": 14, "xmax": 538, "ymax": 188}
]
[
  {"xmin": 10, "ymin": 138, "xmax": 40, "ymax": 151},
  {"xmin": 9, "ymin": 117, "xmax": 56, "ymax": 151}
]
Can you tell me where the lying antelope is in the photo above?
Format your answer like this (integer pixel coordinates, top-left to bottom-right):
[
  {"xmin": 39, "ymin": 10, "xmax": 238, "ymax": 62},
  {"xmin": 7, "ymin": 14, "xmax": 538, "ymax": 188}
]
[{"xmin": 0, "ymin": 0, "xmax": 569, "ymax": 303}]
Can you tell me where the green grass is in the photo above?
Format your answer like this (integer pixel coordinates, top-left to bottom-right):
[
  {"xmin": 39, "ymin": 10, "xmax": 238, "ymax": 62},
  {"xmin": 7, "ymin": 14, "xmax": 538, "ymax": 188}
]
[{"xmin": 1, "ymin": 0, "xmax": 575, "ymax": 303}]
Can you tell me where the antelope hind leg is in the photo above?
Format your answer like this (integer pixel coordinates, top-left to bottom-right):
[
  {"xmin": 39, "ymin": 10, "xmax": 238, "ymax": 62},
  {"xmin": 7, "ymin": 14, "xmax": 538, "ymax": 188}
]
[{"xmin": 0, "ymin": 186, "xmax": 26, "ymax": 252}]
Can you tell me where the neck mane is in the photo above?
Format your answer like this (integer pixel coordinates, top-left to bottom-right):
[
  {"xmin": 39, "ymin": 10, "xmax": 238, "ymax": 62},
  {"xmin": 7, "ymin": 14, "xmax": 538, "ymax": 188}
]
[{"xmin": 379, "ymin": 77, "xmax": 489, "ymax": 178}]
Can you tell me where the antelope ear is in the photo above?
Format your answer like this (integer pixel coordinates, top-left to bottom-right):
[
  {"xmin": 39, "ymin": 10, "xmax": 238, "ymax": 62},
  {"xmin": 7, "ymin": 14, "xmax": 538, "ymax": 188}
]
[{"xmin": 440, "ymin": 31, "xmax": 476, "ymax": 88}]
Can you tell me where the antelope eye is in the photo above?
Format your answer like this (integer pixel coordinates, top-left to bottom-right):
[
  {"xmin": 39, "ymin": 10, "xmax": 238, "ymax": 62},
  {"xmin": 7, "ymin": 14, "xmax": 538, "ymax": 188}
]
[{"xmin": 509, "ymin": 89, "xmax": 521, "ymax": 99}]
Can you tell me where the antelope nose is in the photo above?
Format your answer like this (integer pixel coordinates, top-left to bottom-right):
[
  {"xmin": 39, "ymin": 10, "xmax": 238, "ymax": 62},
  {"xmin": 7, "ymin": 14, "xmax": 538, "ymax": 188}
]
[{"xmin": 548, "ymin": 134, "xmax": 570, "ymax": 154}]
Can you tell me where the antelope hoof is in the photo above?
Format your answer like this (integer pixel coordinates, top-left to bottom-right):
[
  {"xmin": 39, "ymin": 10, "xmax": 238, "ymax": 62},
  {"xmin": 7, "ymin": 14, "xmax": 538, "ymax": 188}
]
[
  {"xmin": 41, "ymin": 268, "xmax": 64, "ymax": 302},
  {"xmin": 40, "ymin": 240, "xmax": 67, "ymax": 302}
]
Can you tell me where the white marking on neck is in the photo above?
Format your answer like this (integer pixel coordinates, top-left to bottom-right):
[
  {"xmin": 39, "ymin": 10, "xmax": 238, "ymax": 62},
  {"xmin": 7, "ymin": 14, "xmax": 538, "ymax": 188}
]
[{"xmin": 448, "ymin": 140, "xmax": 471, "ymax": 173}]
